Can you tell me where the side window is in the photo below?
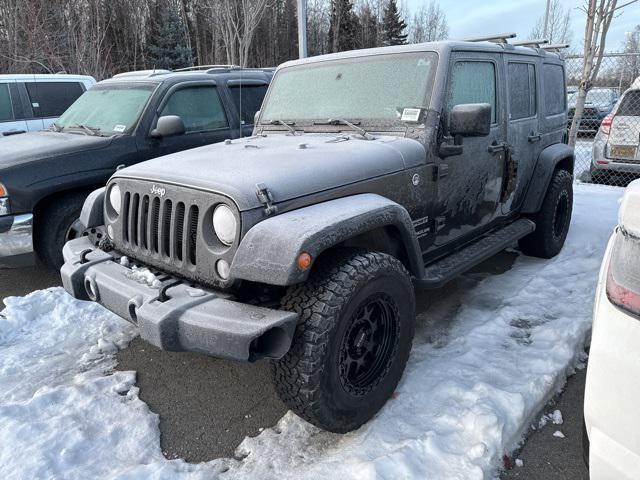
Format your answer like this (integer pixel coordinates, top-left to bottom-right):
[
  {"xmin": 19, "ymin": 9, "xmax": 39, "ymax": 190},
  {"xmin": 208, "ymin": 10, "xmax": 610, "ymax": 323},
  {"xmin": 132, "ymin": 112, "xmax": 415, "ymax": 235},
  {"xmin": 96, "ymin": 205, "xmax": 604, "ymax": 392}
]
[
  {"xmin": 25, "ymin": 81, "xmax": 84, "ymax": 118},
  {"xmin": 228, "ymin": 84, "xmax": 268, "ymax": 125},
  {"xmin": 508, "ymin": 62, "xmax": 537, "ymax": 120},
  {"xmin": 447, "ymin": 60, "xmax": 497, "ymax": 123},
  {"xmin": 543, "ymin": 64, "xmax": 565, "ymax": 116},
  {"xmin": 0, "ymin": 83, "xmax": 14, "ymax": 122},
  {"xmin": 160, "ymin": 86, "xmax": 228, "ymax": 133},
  {"xmin": 617, "ymin": 91, "xmax": 640, "ymax": 116}
]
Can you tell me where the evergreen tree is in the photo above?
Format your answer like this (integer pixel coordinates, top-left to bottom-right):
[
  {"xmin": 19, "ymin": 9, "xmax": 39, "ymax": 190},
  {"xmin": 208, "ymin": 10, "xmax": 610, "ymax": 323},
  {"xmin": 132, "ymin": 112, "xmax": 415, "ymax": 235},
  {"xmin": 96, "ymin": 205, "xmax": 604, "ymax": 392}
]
[
  {"xmin": 382, "ymin": 0, "xmax": 407, "ymax": 46},
  {"xmin": 146, "ymin": 6, "xmax": 193, "ymax": 70},
  {"xmin": 328, "ymin": 0, "xmax": 360, "ymax": 53}
]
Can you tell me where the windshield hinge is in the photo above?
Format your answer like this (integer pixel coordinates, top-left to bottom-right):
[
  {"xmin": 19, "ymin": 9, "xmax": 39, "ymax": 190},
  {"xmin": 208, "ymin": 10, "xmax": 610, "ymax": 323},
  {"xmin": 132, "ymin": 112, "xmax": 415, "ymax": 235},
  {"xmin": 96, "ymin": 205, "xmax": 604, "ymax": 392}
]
[{"xmin": 256, "ymin": 183, "xmax": 278, "ymax": 216}]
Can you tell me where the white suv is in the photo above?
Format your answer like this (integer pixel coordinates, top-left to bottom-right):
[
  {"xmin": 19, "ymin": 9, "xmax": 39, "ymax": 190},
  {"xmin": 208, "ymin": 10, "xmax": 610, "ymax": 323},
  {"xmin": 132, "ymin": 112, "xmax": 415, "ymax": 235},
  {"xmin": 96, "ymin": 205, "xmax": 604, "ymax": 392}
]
[
  {"xmin": 0, "ymin": 74, "xmax": 95, "ymax": 136},
  {"xmin": 584, "ymin": 179, "xmax": 640, "ymax": 478},
  {"xmin": 591, "ymin": 77, "xmax": 640, "ymax": 184}
]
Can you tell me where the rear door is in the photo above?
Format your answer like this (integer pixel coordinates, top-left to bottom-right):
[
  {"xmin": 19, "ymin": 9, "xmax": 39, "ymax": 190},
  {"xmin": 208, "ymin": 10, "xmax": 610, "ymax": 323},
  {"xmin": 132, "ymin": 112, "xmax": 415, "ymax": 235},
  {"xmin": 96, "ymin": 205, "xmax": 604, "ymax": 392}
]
[
  {"xmin": 434, "ymin": 51, "xmax": 506, "ymax": 246},
  {"xmin": 608, "ymin": 89, "xmax": 640, "ymax": 161},
  {"xmin": 23, "ymin": 80, "xmax": 85, "ymax": 130},
  {"xmin": 0, "ymin": 81, "xmax": 28, "ymax": 135},
  {"xmin": 503, "ymin": 56, "xmax": 541, "ymax": 213},
  {"xmin": 226, "ymin": 80, "xmax": 270, "ymax": 137}
]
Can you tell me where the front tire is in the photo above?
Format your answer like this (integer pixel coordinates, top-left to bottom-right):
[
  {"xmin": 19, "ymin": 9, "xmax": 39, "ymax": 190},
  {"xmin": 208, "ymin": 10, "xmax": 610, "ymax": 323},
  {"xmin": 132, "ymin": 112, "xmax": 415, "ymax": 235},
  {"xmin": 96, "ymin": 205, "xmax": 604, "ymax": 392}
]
[
  {"xmin": 519, "ymin": 169, "xmax": 573, "ymax": 259},
  {"xmin": 272, "ymin": 249, "xmax": 415, "ymax": 433},
  {"xmin": 34, "ymin": 193, "xmax": 87, "ymax": 269}
]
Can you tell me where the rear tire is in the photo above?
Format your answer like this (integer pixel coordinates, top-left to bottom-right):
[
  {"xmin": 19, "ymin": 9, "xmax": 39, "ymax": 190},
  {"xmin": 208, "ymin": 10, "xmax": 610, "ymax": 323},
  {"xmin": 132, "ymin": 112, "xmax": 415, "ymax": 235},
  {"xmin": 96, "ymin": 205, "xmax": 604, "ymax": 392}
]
[
  {"xmin": 271, "ymin": 249, "xmax": 415, "ymax": 433},
  {"xmin": 34, "ymin": 193, "xmax": 87, "ymax": 270},
  {"xmin": 519, "ymin": 169, "xmax": 573, "ymax": 259}
]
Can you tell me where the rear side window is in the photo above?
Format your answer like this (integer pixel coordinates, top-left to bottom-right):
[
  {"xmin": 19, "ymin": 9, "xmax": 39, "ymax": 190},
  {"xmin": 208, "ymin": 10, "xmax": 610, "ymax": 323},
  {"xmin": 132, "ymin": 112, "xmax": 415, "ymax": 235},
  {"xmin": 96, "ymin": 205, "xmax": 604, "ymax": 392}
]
[
  {"xmin": 25, "ymin": 81, "xmax": 84, "ymax": 118},
  {"xmin": 617, "ymin": 90, "xmax": 640, "ymax": 116},
  {"xmin": 447, "ymin": 61, "xmax": 497, "ymax": 123},
  {"xmin": 160, "ymin": 86, "xmax": 228, "ymax": 133},
  {"xmin": 229, "ymin": 84, "xmax": 268, "ymax": 125},
  {"xmin": 0, "ymin": 83, "xmax": 14, "ymax": 122},
  {"xmin": 508, "ymin": 63, "xmax": 537, "ymax": 120},
  {"xmin": 543, "ymin": 64, "xmax": 565, "ymax": 116}
]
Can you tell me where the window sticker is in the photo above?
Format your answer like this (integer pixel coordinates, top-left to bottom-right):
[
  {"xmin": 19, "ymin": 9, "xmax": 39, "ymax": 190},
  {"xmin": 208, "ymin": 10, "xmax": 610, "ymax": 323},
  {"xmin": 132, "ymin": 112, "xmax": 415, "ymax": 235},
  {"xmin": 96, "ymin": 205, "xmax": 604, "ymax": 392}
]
[
  {"xmin": 113, "ymin": 124, "xmax": 126, "ymax": 133},
  {"xmin": 401, "ymin": 107, "xmax": 422, "ymax": 122}
]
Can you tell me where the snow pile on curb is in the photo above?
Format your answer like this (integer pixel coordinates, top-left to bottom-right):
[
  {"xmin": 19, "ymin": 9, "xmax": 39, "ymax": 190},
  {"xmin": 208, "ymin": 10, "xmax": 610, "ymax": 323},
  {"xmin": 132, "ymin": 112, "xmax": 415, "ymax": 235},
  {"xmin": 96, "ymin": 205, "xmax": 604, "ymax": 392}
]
[{"xmin": 0, "ymin": 184, "xmax": 622, "ymax": 479}]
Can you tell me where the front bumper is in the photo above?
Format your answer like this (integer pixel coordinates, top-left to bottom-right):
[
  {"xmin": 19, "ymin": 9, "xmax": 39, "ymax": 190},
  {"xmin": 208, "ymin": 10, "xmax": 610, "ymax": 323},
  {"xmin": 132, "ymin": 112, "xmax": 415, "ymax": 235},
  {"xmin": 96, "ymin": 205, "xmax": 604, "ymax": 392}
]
[
  {"xmin": 61, "ymin": 236, "xmax": 298, "ymax": 361},
  {"xmin": 0, "ymin": 213, "xmax": 34, "ymax": 267}
]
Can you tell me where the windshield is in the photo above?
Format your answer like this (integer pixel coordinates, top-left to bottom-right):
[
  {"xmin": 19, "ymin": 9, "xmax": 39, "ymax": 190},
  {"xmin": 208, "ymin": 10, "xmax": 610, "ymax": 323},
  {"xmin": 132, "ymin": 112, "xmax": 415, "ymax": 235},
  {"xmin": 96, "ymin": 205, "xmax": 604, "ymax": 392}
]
[
  {"xmin": 56, "ymin": 83, "xmax": 155, "ymax": 135},
  {"xmin": 261, "ymin": 52, "xmax": 437, "ymax": 125},
  {"xmin": 568, "ymin": 88, "xmax": 615, "ymax": 108}
]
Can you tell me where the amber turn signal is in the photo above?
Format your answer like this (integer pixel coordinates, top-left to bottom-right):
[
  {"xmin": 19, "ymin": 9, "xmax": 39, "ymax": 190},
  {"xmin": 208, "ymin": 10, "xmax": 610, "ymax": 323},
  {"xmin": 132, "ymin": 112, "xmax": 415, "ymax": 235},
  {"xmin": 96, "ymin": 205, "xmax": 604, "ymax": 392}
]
[
  {"xmin": 0, "ymin": 183, "xmax": 7, "ymax": 197},
  {"xmin": 297, "ymin": 252, "xmax": 312, "ymax": 270}
]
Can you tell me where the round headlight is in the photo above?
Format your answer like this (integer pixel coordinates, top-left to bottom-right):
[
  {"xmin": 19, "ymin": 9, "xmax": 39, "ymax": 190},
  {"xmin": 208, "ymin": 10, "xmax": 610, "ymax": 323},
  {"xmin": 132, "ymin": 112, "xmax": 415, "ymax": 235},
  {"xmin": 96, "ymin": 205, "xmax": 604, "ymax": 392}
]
[
  {"xmin": 108, "ymin": 184, "xmax": 121, "ymax": 215},
  {"xmin": 212, "ymin": 204, "xmax": 237, "ymax": 246}
]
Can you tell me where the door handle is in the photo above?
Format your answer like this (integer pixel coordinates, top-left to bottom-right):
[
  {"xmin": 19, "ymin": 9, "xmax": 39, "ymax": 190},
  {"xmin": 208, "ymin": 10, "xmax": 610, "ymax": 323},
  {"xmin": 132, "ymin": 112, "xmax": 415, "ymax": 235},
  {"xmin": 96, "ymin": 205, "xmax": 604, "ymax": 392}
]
[
  {"xmin": 487, "ymin": 142, "xmax": 507, "ymax": 154},
  {"xmin": 528, "ymin": 132, "xmax": 542, "ymax": 143}
]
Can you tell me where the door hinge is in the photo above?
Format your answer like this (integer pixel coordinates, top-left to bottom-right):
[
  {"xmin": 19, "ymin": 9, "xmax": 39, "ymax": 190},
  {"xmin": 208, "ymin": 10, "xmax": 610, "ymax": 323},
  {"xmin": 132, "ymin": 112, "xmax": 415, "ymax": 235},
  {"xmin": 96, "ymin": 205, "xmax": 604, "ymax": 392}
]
[
  {"xmin": 431, "ymin": 164, "xmax": 449, "ymax": 181},
  {"xmin": 435, "ymin": 216, "xmax": 446, "ymax": 232},
  {"xmin": 255, "ymin": 183, "xmax": 278, "ymax": 216}
]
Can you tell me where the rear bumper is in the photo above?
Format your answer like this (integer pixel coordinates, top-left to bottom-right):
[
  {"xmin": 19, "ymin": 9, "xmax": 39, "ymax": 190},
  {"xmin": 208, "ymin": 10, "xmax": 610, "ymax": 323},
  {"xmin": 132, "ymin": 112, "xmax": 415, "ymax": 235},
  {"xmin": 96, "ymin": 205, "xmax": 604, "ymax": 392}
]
[
  {"xmin": 61, "ymin": 236, "xmax": 298, "ymax": 361},
  {"xmin": 0, "ymin": 213, "xmax": 35, "ymax": 267}
]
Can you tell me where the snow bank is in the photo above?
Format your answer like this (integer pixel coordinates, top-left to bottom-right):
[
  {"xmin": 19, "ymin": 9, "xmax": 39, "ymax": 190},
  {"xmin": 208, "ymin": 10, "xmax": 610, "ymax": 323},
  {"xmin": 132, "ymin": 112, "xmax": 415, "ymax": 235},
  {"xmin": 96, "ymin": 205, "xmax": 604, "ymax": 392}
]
[{"xmin": 0, "ymin": 184, "xmax": 622, "ymax": 479}]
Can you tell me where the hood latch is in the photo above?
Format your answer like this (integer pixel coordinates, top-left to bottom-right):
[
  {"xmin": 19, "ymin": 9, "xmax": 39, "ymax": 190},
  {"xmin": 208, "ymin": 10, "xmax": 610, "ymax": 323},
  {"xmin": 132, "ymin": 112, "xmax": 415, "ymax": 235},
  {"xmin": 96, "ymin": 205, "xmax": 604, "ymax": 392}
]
[{"xmin": 256, "ymin": 183, "xmax": 278, "ymax": 216}]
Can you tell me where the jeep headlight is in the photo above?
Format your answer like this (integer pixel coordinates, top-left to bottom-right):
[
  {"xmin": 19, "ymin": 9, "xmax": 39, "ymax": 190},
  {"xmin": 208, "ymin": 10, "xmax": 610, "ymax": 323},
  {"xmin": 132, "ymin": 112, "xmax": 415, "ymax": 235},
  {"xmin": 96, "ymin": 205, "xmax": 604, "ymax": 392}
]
[
  {"xmin": 213, "ymin": 204, "xmax": 237, "ymax": 246},
  {"xmin": 0, "ymin": 183, "xmax": 10, "ymax": 216},
  {"xmin": 108, "ymin": 184, "xmax": 121, "ymax": 216}
]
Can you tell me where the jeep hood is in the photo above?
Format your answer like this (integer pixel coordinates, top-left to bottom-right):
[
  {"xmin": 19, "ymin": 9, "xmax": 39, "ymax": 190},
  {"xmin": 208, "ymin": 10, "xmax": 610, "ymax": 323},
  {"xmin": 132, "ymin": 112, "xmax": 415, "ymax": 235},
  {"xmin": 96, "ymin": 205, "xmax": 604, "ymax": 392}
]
[
  {"xmin": 0, "ymin": 131, "xmax": 112, "ymax": 169},
  {"xmin": 114, "ymin": 134, "xmax": 425, "ymax": 211}
]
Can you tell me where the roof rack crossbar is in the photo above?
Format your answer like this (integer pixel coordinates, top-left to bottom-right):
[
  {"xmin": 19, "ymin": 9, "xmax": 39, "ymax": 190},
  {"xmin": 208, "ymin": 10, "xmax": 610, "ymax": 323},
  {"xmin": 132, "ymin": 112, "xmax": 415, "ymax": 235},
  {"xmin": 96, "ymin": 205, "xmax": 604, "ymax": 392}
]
[
  {"xmin": 512, "ymin": 38, "xmax": 549, "ymax": 48},
  {"xmin": 541, "ymin": 43, "xmax": 570, "ymax": 51},
  {"xmin": 462, "ymin": 32, "xmax": 517, "ymax": 44}
]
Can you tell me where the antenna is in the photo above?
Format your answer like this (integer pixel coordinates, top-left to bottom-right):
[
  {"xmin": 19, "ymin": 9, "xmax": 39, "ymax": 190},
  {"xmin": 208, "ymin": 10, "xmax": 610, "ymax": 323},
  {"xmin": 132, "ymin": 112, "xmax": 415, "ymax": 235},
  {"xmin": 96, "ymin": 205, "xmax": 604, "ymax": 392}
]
[{"xmin": 462, "ymin": 33, "xmax": 517, "ymax": 44}]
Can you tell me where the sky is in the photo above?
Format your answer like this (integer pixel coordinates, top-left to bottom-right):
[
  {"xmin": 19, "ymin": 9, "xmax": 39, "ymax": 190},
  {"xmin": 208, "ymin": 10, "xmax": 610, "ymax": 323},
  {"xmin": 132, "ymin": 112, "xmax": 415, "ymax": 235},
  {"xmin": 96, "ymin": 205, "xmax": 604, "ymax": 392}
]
[{"xmin": 403, "ymin": 0, "xmax": 640, "ymax": 51}]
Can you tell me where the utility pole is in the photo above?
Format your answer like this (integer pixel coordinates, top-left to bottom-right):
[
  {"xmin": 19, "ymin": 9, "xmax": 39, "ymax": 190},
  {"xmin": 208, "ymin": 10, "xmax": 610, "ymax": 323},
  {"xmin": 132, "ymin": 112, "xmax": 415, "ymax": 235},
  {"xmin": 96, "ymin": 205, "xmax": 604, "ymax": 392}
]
[
  {"xmin": 543, "ymin": 0, "xmax": 551, "ymax": 39},
  {"xmin": 297, "ymin": 0, "xmax": 308, "ymax": 58}
]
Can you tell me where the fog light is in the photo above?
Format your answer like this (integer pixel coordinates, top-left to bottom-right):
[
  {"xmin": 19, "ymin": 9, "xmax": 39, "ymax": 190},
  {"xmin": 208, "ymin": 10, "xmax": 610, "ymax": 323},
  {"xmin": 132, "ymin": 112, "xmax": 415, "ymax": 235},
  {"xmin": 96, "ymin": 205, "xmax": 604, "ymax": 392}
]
[{"xmin": 217, "ymin": 259, "xmax": 230, "ymax": 279}]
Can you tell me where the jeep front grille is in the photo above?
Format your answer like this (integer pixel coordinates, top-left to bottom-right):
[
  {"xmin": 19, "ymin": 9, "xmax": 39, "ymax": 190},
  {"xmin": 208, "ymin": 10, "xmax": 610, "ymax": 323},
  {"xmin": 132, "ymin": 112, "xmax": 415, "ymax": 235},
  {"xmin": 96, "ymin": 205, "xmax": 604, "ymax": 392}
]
[{"xmin": 122, "ymin": 192, "xmax": 199, "ymax": 266}]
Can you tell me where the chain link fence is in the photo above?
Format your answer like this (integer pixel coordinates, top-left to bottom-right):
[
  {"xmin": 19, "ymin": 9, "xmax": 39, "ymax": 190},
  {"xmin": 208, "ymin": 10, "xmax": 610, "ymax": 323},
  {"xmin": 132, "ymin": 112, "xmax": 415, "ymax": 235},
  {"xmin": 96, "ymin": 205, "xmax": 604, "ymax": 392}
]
[{"xmin": 565, "ymin": 52, "xmax": 640, "ymax": 187}]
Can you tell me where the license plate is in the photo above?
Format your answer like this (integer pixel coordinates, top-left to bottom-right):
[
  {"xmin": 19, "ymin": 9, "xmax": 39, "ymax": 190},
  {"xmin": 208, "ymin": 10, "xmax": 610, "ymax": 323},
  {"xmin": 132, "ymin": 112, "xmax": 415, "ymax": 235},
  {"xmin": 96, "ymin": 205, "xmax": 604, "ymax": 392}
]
[{"xmin": 610, "ymin": 145, "xmax": 637, "ymax": 159}]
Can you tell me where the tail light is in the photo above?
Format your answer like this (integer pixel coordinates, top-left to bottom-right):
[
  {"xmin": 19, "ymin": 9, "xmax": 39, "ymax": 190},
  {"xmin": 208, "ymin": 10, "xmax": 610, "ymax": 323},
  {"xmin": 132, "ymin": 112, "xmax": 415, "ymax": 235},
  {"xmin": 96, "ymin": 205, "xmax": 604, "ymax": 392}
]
[
  {"xmin": 606, "ymin": 228, "xmax": 640, "ymax": 317},
  {"xmin": 600, "ymin": 114, "xmax": 613, "ymax": 134}
]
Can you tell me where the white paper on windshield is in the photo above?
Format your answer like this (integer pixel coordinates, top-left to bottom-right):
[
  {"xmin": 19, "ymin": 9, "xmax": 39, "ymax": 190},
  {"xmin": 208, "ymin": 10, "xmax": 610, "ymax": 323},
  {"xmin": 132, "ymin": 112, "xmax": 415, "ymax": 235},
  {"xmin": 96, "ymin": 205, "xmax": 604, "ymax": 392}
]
[
  {"xmin": 113, "ymin": 124, "xmax": 126, "ymax": 133},
  {"xmin": 401, "ymin": 108, "xmax": 422, "ymax": 122}
]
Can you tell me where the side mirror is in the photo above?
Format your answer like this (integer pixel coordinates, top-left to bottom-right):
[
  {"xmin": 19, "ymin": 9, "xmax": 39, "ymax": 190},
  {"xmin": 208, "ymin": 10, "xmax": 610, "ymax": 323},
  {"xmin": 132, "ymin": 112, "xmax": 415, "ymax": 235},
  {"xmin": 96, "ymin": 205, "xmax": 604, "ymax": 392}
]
[
  {"xmin": 449, "ymin": 103, "xmax": 491, "ymax": 137},
  {"xmin": 253, "ymin": 110, "xmax": 261, "ymax": 126},
  {"xmin": 150, "ymin": 115, "xmax": 186, "ymax": 138}
]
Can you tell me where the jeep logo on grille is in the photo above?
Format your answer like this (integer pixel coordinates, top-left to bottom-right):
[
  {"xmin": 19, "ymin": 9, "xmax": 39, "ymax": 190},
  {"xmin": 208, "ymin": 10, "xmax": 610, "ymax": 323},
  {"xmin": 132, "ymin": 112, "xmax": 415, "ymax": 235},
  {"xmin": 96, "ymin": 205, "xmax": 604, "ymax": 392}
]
[{"xmin": 150, "ymin": 184, "xmax": 166, "ymax": 197}]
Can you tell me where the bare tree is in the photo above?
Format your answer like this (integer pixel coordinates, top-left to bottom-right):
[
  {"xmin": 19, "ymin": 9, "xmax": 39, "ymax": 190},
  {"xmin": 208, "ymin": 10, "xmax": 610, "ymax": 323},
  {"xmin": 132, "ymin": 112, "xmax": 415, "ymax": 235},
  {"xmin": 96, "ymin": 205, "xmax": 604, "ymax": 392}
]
[
  {"xmin": 568, "ymin": 0, "xmax": 638, "ymax": 146},
  {"xmin": 409, "ymin": 0, "xmax": 448, "ymax": 44},
  {"xmin": 529, "ymin": 0, "xmax": 572, "ymax": 44}
]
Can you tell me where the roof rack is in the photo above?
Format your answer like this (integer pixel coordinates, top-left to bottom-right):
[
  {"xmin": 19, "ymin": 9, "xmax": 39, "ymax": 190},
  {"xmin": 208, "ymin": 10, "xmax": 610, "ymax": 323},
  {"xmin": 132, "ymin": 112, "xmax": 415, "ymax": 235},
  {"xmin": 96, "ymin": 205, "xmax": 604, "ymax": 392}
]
[
  {"xmin": 173, "ymin": 65, "xmax": 240, "ymax": 72},
  {"xmin": 512, "ymin": 38, "xmax": 549, "ymax": 48},
  {"xmin": 541, "ymin": 43, "xmax": 570, "ymax": 52},
  {"xmin": 112, "ymin": 69, "xmax": 171, "ymax": 78},
  {"xmin": 462, "ymin": 33, "xmax": 516, "ymax": 44}
]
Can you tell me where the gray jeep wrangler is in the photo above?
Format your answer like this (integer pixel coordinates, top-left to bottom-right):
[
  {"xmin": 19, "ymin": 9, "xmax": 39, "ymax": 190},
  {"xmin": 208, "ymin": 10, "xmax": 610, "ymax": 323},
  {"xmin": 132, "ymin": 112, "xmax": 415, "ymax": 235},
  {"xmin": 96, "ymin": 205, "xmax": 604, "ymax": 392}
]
[{"xmin": 61, "ymin": 38, "xmax": 573, "ymax": 433}]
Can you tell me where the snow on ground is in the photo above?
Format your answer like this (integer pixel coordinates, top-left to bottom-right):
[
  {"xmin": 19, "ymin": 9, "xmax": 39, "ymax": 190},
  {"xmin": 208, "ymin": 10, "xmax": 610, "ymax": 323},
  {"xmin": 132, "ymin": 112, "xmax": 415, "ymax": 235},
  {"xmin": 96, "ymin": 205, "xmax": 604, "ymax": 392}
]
[
  {"xmin": 575, "ymin": 139, "xmax": 594, "ymax": 181},
  {"xmin": 0, "ymin": 183, "xmax": 623, "ymax": 480}
]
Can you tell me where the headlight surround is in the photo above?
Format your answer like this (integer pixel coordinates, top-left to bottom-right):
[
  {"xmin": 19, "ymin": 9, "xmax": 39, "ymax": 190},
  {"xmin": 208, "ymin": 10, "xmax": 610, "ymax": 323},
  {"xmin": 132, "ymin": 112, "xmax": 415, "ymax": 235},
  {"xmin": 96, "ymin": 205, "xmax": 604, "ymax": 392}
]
[
  {"xmin": 108, "ymin": 184, "xmax": 121, "ymax": 216},
  {"xmin": 212, "ymin": 204, "xmax": 237, "ymax": 246}
]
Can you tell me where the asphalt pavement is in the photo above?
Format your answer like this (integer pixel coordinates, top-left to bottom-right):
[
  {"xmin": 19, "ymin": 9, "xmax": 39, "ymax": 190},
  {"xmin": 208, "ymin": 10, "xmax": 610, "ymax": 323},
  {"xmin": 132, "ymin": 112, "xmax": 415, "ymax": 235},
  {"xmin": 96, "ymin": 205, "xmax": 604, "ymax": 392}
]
[{"xmin": 0, "ymin": 257, "xmax": 592, "ymax": 471}]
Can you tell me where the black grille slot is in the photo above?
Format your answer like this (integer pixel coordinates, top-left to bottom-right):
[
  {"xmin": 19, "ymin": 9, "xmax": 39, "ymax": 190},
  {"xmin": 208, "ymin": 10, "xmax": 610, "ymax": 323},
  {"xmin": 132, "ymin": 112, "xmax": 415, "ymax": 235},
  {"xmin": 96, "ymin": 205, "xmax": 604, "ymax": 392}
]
[
  {"xmin": 150, "ymin": 197, "xmax": 160, "ymax": 253},
  {"xmin": 122, "ymin": 192, "xmax": 130, "ymax": 243},
  {"xmin": 175, "ymin": 202, "xmax": 185, "ymax": 261},
  {"xmin": 130, "ymin": 193, "xmax": 140, "ymax": 246},
  {"xmin": 187, "ymin": 206, "xmax": 199, "ymax": 265},
  {"xmin": 161, "ymin": 199, "xmax": 172, "ymax": 258},
  {"xmin": 140, "ymin": 195, "xmax": 149, "ymax": 250}
]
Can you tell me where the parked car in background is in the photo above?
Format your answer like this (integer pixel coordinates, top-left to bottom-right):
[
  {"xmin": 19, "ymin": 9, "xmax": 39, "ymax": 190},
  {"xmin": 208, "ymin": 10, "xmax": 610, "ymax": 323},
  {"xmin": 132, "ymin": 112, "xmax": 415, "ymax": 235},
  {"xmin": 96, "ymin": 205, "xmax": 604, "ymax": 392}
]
[
  {"xmin": 591, "ymin": 77, "xmax": 640, "ymax": 185},
  {"xmin": 0, "ymin": 66, "xmax": 272, "ymax": 269},
  {"xmin": 584, "ymin": 179, "xmax": 640, "ymax": 479},
  {"xmin": 0, "ymin": 74, "xmax": 95, "ymax": 135},
  {"xmin": 568, "ymin": 87, "xmax": 619, "ymax": 134}
]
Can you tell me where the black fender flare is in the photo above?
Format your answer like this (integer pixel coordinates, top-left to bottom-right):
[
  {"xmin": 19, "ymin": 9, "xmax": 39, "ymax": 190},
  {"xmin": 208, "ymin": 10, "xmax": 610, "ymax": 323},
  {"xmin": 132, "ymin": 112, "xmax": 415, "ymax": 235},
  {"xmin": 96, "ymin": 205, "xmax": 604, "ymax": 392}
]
[
  {"xmin": 521, "ymin": 143, "xmax": 574, "ymax": 214},
  {"xmin": 231, "ymin": 193, "xmax": 424, "ymax": 286},
  {"xmin": 79, "ymin": 187, "xmax": 105, "ymax": 229}
]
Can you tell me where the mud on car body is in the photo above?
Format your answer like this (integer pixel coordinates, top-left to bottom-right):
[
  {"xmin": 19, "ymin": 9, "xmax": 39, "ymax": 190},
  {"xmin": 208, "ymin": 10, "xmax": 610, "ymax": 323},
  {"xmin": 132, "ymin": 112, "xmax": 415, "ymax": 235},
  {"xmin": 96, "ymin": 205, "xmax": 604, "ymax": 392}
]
[{"xmin": 62, "ymin": 38, "xmax": 574, "ymax": 433}]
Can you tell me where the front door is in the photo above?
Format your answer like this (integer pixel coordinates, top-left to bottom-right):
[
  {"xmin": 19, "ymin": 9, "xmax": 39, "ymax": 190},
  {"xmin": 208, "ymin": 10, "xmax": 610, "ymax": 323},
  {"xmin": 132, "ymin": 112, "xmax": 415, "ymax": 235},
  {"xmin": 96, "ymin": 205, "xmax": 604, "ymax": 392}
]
[{"xmin": 434, "ymin": 53, "xmax": 506, "ymax": 246}]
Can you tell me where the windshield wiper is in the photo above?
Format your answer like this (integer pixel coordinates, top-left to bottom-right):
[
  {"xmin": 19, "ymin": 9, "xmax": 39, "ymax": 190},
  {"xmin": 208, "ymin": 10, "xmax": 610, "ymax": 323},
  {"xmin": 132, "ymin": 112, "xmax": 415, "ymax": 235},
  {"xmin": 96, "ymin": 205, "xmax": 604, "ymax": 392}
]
[
  {"xmin": 66, "ymin": 124, "xmax": 102, "ymax": 136},
  {"xmin": 49, "ymin": 122, "xmax": 63, "ymax": 132},
  {"xmin": 313, "ymin": 118, "xmax": 373, "ymax": 140},
  {"xmin": 263, "ymin": 119, "xmax": 297, "ymax": 135}
]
